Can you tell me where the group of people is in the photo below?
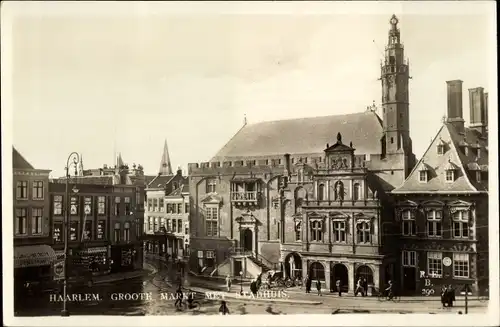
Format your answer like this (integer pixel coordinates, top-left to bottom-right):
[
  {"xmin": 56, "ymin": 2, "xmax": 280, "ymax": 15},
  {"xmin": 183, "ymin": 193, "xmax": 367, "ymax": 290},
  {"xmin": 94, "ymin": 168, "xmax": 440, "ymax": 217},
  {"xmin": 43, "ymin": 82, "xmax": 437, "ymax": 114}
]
[
  {"xmin": 440, "ymin": 285, "xmax": 456, "ymax": 308},
  {"xmin": 354, "ymin": 277, "xmax": 369, "ymax": 297},
  {"xmin": 303, "ymin": 275, "xmax": 324, "ymax": 296}
]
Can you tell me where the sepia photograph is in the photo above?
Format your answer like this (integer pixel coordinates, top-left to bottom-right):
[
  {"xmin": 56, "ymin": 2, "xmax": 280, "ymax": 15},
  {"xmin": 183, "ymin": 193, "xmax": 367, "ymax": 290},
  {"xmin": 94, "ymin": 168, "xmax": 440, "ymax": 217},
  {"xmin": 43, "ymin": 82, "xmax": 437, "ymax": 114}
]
[{"xmin": 1, "ymin": 1, "xmax": 498, "ymax": 326}]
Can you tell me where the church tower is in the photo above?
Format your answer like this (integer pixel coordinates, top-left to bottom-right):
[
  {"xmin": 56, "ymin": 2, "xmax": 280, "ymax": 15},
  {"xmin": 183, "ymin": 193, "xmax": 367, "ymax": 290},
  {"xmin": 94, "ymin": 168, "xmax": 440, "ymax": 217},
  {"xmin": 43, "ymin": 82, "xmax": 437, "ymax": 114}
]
[{"xmin": 381, "ymin": 15, "xmax": 412, "ymax": 155}]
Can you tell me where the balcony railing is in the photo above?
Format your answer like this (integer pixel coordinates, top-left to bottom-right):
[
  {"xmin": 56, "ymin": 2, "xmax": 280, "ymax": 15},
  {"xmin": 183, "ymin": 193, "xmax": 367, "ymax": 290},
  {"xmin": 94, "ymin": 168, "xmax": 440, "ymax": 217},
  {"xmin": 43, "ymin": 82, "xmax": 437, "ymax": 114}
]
[{"xmin": 231, "ymin": 191, "xmax": 257, "ymax": 202}]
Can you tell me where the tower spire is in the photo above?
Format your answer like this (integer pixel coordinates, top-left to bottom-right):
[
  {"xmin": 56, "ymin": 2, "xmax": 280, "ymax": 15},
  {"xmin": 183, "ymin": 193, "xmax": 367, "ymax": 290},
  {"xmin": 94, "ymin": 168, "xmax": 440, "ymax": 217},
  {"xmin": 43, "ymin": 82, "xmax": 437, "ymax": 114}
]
[
  {"xmin": 116, "ymin": 152, "xmax": 124, "ymax": 168},
  {"xmin": 159, "ymin": 139, "xmax": 173, "ymax": 175}
]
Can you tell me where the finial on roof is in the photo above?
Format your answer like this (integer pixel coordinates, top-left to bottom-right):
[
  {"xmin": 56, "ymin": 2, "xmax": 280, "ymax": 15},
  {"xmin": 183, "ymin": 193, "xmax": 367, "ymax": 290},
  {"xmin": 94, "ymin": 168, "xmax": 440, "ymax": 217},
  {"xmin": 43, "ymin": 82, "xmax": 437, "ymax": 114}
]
[
  {"xmin": 326, "ymin": 143, "xmax": 329, "ymax": 148},
  {"xmin": 349, "ymin": 141, "xmax": 353, "ymax": 148},
  {"xmin": 337, "ymin": 132, "xmax": 342, "ymax": 144}
]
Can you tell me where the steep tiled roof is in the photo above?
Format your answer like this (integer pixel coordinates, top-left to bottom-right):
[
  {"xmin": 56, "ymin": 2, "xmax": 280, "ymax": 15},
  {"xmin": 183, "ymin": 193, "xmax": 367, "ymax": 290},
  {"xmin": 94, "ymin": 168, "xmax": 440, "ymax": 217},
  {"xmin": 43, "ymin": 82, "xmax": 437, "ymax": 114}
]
[
  {"xmin": 211, "ymin": 111, "xmax": 383, "ymax": 160},
  {"xmin": 147, "ymin": 175, "xmax": 174, "ymax": 189},
  {"xmin": 168, "ymin": 182, "xmax": 189, "ymax": 196},
  {"xmin": 393, "ymin": 122, "xmax": 488, "ymax": 193},
  {"xmin": 13, "ymin": 147, "xmax": 34, "ymax": 169}
]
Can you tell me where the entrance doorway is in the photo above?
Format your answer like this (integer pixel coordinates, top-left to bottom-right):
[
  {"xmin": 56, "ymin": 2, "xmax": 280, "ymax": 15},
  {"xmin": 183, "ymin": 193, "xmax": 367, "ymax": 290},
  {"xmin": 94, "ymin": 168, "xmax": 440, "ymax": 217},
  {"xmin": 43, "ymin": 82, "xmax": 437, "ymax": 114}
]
[
  {"xmin": 241, "ymin": 228, "xmax": 253, "ymax": 252},
  {"xmin": 402, "ymin": 267, "xmax": 417, "ymax": 294},
  {"xmin": 284, "ymin": 252, "xmax": 302, "ymax": 279},
  {"xmin": 309, "ymin": 262, "xmax": 325, "ymax": 281},
  {"xmin": 332, "ymin": 263, "xmax": 349, "ymax": 292},
  {"xmin": 355, "ymin": 265, "xmax": 374, "ymax": 285}
]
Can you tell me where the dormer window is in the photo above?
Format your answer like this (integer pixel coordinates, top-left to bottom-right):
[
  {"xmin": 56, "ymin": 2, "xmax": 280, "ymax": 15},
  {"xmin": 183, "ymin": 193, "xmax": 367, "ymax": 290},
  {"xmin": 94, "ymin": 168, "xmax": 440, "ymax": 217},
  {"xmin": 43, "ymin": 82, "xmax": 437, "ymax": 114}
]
[
  {"xmin": 418, "ymin": 161, "xmax": 429, "ymax": 183},
  {"xmin": 419, "ymin": 171, "xmax": 428, "ymax": 182},
  {"xmin": 444, "ymin": 157, "xmax": 458, "ymax": 183},
  {"xmin": 437, "ymin": 139, "xmax": 446, "ymax": 155},
  {"xmin": 459, "ymin": 139, "xmax": 469, "ymax": 156}
]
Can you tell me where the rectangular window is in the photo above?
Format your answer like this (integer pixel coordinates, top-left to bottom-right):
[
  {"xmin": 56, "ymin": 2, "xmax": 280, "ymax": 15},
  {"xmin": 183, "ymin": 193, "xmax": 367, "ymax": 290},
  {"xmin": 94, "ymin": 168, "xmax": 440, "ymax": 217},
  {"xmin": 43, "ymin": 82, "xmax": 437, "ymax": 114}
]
[
  {"xmin": 124, "ymin": 197, "xmax": 131, "ymax": 215},
  {"xmin": 166, "ymin": 219, "xmax": 171, "ymax": 232},
  {"xmin": 206, "ymin": 250, "xmax": 215, "ymax": 267},
  {"xmin": 295, "ymin": 221, "xmax": 301, "ymax": 241},
  {"xmin": 172, "ymin": 219, "xmax": 177, "ymax": 233},
  {"xmin": 437, "ymin": 145, "xmax": 445, "ymax": 155},
  {"xmin": 206, "ymin": 178, "xmax": 217, "ymax": 193},
  {"xmin": 172, "ymin": 203, "xmax": 177, "ymax": 214},
  {"xmin": 197, "ymin": 250, "xmax": 204, "ymax": 269},
  {"xmin": 427, "ymin": 251, "xmax": 443, "ymax": 278},
  {"xmin": 53, "ymin": 195, "xmax": 63, "ymax": 215},
  {"xmin": 445, "ymin": 170, "xmax": 454, "ymax": 182},
  {"xmin": 114, "ymin": 197, "xmax": 121, "ymax": 216},
  {"xmin": 402, "ymin": 250, "xmax": 417, "ymax": 267},
  {"xmin": 147, "ymin": 198, "xmax": 153, "ymax": 212},
  {"xmin": 310, "ymin": 220, "xmax": 323, "ymax": 242},
  {"xmin": 452, "ymin": 210, "xmax": 469, "ymax": 239},
  {"xmin": 426, "ymin": 210, "xmax": 442, "ymax": 237},
  {"xmin": 177, "ymin": 203, "xmax": 182, "ymax": 214},
  {"xmin": 16, "ymin": 181, "xmax": 28, "ymax": 199},
  {"xmin": 167, "ymin": 203, "xmax": 173, "ymax": 214},
  {"xmin": 148, "ymin": 217, "xmax": 153, "ymax": 232},
  {"xmin": 124, "ymin": 222, "xmax": 130, "ymax": 242},
  {"xmin": 83, "ymin": 220, "xmax": 93, "ymax": 240},
  {"xmin": 185, "ymin": 203, "xmax": 189, "ymax": 214},
  {"xmin": 53, "ymin": 222, "xmax": 63, "ymax": 242},
  {"xmin": 205, "ymin": 206, "xmax": 218, "ymax": 237},
  {"xmin": 332, "ymin": 221, "xmax": 346, "ymax": 242},
  {"xmin": 15, "ymin": 208, "xmax": 27, "ymax": 235},
  {"xmin": 98, "ymin": 196, "xmax": 106, "ymax": 215},
  {"xmin": 453, "ymin": 253, "xmax": 469, "ymax": 278},
  {"xmin": 70, "ymin": 196, "xmax": 79, "ymax": 215},
  {"xmin": 178, "ymin": 219, "xmax": 182, "ymax": 233},
  {"xmin": 356, "ymin": 222, "xmax": 371, "ymax": 243},
  {"xmin": 136, "ymin": 220, "xmax": 141, "ymax": 238},
  {"xmin": 31, "ymin": 208, "xmax": 43, "ymax": 234},
  {"xmin": 97, "ymin": 220, "xmax": 106, "ymax": 240},
  {"xmin": 84, "ymin": 196, "xmax": 92, "ymax": 215},
  {"xmin": 32, "ymin": 181, "xmax": 44, "ymax": 200},
  {"xmin": 70, "ymin": 222, "xmax": 79, "ymax": 241},
  {"xmin": 114, "ymin": 223, "xmax": 121, "ymax": 242},
  {"xmin": 419, "ymin": 171, "xmax": 427, "ymax": 182},
  {"xmin": 402, "ymin": 210, "xmax": 416, "ymax": 236},
  {"xmin": 185, "ymin": 225, "xmax": 189, "ymax": 235},
  {"xmin": 158, "ymin": 198, "xmax": 163, "ymax": 212}
]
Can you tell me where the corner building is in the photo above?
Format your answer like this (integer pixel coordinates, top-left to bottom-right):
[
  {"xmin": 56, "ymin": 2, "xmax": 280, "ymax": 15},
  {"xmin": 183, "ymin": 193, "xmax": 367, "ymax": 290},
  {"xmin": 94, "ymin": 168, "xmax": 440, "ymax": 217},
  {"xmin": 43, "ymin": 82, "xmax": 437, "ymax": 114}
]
[{"xmin": 188, "ymin": 15, "xmax": 416, "ymax": 293}]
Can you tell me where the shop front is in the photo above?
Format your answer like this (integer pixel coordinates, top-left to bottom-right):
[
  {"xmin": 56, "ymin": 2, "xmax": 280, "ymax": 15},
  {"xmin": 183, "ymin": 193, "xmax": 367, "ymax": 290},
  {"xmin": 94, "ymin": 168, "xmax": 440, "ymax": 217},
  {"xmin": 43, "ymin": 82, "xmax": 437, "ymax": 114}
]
[
  {"xmin": 14, "ymin": 245, "xmax": 57, "ymax": 294},
  {"xmin": 77, "ymin": 246, "xmax": 110, "ymax": 275},
  {"xmin": 110, "ymin": 244, "xmax": 138, "ymax": 273}
]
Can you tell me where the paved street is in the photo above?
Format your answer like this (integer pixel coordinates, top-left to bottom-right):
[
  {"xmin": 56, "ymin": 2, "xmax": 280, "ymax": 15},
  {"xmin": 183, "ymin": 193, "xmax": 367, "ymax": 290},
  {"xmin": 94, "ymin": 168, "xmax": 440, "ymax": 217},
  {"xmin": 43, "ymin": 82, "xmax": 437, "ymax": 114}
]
[{"xmin": 13, "ymin": 261, "xmax": 488, "ymax": 316}]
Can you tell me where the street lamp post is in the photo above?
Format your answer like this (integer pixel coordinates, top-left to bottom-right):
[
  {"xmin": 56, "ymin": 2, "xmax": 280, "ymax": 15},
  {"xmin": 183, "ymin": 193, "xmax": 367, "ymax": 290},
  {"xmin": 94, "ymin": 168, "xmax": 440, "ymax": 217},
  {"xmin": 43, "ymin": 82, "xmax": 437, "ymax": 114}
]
[
  {"xmin": 61, "ymin": 152, "xmax": 80, "ymax": 317},
  {"xmin": 239, "ymin": 270, "xmax": 243, "ymax": 295}
]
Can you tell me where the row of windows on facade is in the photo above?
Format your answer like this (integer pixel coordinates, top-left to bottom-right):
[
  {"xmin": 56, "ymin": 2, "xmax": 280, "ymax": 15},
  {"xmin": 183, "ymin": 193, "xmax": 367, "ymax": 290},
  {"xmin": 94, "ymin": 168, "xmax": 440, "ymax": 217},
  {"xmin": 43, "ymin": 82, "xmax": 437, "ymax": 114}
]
[
  {"xmin": 16, "ymin": 180, "xmax": 44, "ymax": 200},
  {"xmin": 52, "ymin": 220, "xmax": 140, "ymax": 243},
  {"xmin": 402, "ymin": 250, "xmax": 471, "ymax": 279},
  {"xmin": 401, "ymin": 209, "xmax": 471, "ymax": 238},
  {"xmin": 282, "ymin": 220, "xmax": 371, "ymax": 243},
  {"xmin": 146, "ymin": 199, "xmax": 189, "ymax": 214},
  {"xmin": 52, "ymin": 195, "xmax": 133, "ymax": 216},
  {"xmin": 315, "ymin": 181, "xmax": 363, "ymax": 201},
  {"xmin": 14, "ymin": 207, "xmax": 44, "ymax": 235},
  {"xmin": 419, "ymin": 167, "xmax": 483, "ymax": 183},
  {"xmin": 197, "ymin": 250, "xmax": 216, "ymax": 269},
  {"xmin": 145, "ymin": 217, "xmax": 188, "ymax": 234},
  {"xmin": 146, "ymin": 242, "xmax": 187, "ymax": 255},
  {"xmin": 437, "ymin": 142, "xmax": 484, "ymax": 159}
]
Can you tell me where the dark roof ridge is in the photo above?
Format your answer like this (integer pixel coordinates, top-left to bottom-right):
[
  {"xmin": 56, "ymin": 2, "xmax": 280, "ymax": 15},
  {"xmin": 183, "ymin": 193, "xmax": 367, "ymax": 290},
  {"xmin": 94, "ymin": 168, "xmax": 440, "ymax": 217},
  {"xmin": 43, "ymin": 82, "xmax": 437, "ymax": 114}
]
[{"xmin": 245, "ymin": 110, "xmax": 377, "ymax": 127}]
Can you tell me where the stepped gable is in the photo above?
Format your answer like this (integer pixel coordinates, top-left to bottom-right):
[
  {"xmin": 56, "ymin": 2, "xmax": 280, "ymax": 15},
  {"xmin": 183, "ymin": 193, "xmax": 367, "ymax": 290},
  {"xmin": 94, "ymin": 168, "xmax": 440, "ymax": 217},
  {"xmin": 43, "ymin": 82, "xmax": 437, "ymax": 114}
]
[
  {"xmin": 211, "ymin": 111, "xmax": 383, "ymax": 161},
  {"xmin": 393, "ymin": 122, "xmax": 488, "ymax": 193},
  {"xmin": 13, "ymin": 147, "xmax": 35, "ymax": 169}
]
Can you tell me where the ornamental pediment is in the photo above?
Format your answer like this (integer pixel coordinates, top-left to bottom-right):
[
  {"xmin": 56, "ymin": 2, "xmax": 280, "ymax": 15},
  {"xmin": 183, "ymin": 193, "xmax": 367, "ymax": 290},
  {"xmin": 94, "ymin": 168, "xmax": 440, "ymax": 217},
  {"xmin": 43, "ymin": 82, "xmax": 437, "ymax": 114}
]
[
  {"xmin": 448, "ymin": 200, "xmax": 473, "ymax": 208},
  {"xmin": 308, "ymin": 211, "xmax": 326, "ymax": 220},
  {"xmin": 398, "ymin": 200, "xmax": 419, "ymax": 207},
  {"xmin": 328, "ymin": 212, "xmax": 349, "ymax": 220},
  {"xmin": 353, "ymin": 213, "xmax": 374, "ymax": 222}
]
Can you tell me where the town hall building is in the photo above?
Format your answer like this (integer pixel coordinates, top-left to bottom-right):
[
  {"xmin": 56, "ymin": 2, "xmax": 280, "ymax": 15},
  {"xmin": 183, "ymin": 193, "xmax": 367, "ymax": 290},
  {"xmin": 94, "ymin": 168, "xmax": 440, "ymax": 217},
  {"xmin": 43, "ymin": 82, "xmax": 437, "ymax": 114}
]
[{"xmin": 188, "ymin": 15, "xmax": 418, "ymax": 294}]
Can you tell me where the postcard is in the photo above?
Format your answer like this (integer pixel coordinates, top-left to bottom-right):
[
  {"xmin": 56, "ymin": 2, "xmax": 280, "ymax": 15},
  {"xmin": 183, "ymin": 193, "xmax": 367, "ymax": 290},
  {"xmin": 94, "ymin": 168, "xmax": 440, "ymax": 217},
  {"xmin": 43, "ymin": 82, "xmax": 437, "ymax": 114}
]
[{"xmin": 2, "ymin": 1, "xmax": 498, "ymax": 326}]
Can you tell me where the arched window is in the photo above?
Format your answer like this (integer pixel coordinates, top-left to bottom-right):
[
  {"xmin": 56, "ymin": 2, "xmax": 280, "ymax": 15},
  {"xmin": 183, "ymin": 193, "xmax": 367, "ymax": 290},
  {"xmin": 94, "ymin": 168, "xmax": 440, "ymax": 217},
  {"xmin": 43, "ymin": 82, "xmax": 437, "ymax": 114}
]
[
  {"xmin": 295, "ymin": 221, "xmax": 301, "ymax": 242},
  {"xmin": 318, "ymin": 184, "xmax": 326, "ymax": 201},
  {"xmin": 310, "ymin": 221, "xmax": 323, "ymax": 242},
  {"xmin": 353, "ymin": 183, "xmax": 361, "ymax": 201},
  {"xmin": 356, "ymin": 222, "xmax": 370, "ymax": 243},
  {"xmin": 295, "ymin": 198, "xmax": 304, "ymax": 214}
]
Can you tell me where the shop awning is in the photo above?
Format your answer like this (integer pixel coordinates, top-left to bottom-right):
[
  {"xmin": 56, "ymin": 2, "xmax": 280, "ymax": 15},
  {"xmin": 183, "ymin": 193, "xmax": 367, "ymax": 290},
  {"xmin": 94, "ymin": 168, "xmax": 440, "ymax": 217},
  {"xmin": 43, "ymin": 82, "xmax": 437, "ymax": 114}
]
[{"xmin": 14, "ymin": 245, "xmax": 57, "ymax": 268}]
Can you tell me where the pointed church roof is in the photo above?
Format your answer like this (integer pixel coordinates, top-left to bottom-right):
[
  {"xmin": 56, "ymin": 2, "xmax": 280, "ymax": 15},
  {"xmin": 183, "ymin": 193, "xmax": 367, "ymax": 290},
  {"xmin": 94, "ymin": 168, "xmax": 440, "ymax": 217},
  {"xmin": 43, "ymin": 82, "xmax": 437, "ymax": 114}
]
[
  {"xmin": 159, "ymin": 139, "xmax": 173, "ymax": 175},
  {"xmin": 116, "ymin": 152, "xmax": 124, "ymax": 168}
]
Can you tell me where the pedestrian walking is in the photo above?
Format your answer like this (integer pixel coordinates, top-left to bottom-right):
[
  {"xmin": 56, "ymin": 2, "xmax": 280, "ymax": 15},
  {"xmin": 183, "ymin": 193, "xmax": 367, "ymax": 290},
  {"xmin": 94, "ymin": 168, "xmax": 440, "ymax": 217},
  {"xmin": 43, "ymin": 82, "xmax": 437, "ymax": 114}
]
[
  {"xmin": 225, "ymin": 275, "xmax": 232, "ymax": 292},
  {"xmin": 316, "ymin": 279, "xmax": 322, "ymax": 296},
  {"xmin": 447, "ymin": 285, "xmax": 455, "ymax": 307},
  {"xmin": 362, "ymin": 278, "xmax": 368, "ymax": 297},
  {"xmin": 355, "ymin": 278, "xmax": 365, "ymax": 297},
  {"xmin": 440, "ymin": 286, "xmax": 448, "ymax": 308},
  {"xmin": 219, "ymin": 300, "xmax": 230, "ymax": 315},
  {"xmin": 336, "ymin": 279, "xmax": 342, "ymax": 297},
  {"xmin": 305, "ymin": 275, "xmax": 312, "ymax": 293}
]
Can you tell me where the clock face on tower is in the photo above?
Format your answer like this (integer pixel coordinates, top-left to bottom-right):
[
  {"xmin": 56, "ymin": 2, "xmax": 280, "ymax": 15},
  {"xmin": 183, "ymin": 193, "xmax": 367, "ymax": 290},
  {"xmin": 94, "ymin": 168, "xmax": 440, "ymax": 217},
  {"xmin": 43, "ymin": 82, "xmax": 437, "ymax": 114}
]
[{"xmin": 391, "ymin": 16, "xmax": 398, "ymax": 25}]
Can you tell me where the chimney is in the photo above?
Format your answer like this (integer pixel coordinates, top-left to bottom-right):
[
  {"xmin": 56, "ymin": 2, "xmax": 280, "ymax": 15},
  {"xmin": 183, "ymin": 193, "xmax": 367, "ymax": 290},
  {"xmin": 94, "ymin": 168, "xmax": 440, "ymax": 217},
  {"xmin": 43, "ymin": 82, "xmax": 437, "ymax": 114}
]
[
  {"xmin": 446, "ymin": 80, "xmax": 465, "ymax": 133},
  {"xmin": 468, "ymin": 87, "xmax": 486, "ymax": 135},
  {"xmin": 176, "ymin": 166, "xmax": 182, "ymax": 176},
  {"xmin": 283, "ymin": 153, "xmax": 291, "ymax": 179}
]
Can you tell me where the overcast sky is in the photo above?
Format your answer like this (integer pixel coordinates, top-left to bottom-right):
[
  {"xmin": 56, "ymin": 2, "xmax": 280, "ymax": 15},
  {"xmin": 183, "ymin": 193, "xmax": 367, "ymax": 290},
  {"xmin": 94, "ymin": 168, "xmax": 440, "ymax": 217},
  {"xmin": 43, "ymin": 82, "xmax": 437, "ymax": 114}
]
[{"xmin": 4, "ymin": 1, "xmax": 496, "ymax": 177}]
